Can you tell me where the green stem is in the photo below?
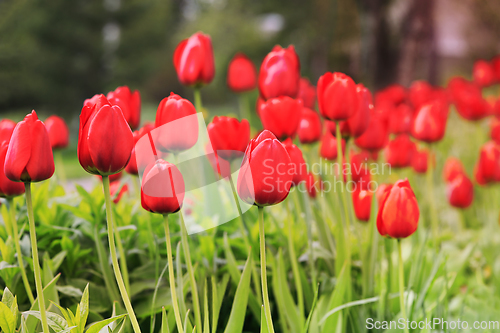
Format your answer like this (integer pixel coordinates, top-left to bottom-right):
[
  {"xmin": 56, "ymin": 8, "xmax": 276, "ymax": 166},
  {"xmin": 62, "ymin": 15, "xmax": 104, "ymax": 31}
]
[
  {"xmin": 179, "ymin": 214, "xmax": 202, "ymax": 333},
  {"xmin": 112, "ymin": 212, "xmax": 131, "ymax": 294},
  {"xmin": 426, "ymin": 146, "xmax": 439, "ymax": 247},
  {"xmin": 300, "ymin": 185, "xmax": 317, "ymax": 287},
  {"xmin": 238, "ymin": 93, "xmax": 251, "ymax": 121},
  {"xmin": 25, "ymin": 183, "xmax": 50, "ymax": 333},
  {"xmin": 259, "ymin": 207, "xmax": 275, "ymax": 333},
  {"xmin": 384, "ymin": 238, "xmax": 392, "ymax": 320},
  {"xmin": 163, "ymin": 215, "xmax": 184, "ymax": 333},
  {"xmin": 93, "ymin": 223, "xmax": 121, "ymax": 304},
  {"xmin": 8, "ymin": 198, "xmax": 35, "ymax": 304},
  {"xmin": 397, "ymin": 239, "xmax": 410, "ymax": 333},
  {"xmin": 102, "ymin": 176, "xmax": 142, "ymax": 333},
  {"xmin": 54, "ymin": 150, "xmax": 67, "ymax": 184},
  {"xmin": 193, "ymin": 88, "xmax": 203, "ymax": 112},
  {"xmin": 286, "ymin": 202, "xmax": 305, "ymax": 317}
]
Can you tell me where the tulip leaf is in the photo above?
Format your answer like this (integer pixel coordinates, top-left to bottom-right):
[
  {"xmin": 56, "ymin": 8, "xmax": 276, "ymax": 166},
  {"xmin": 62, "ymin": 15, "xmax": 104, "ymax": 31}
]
[
  {"xmin": 23, "ymin": 310, "xmax": 69, "ymax": 332},
  {"xmin": 84, "ymin": 314, "xmax": 126, "ymax": 333},
  {"xmin": 0, "ymin": 301, "xmax": 16, "ymax": 333}
]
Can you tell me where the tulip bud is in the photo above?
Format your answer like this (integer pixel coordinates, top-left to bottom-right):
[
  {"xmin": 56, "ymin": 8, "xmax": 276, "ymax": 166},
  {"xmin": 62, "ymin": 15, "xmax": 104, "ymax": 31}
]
[
  {"xmin": 474, "ymin": 141, "xmax": 500, "ymax": 185},
  {"xmin": 411, "ymin": 148, "xmax": 430, "ymax": 174},
  {"xmin": 78, "ymin": 95, "xmax": 134, "ymax": 176},
  {"xmin": 348, "ymin": 150, "xmax": 371, "ymax": 184},
  {"xmin": 317, "ymin": 72, "xmax": 358, "ymax": 121},
  {"xmin": 446, "ymin": 173, "xmax": 474, "ymax": 209},
  {"xmin": 320, "ymin": 130, "xmax": 345, "ymax": 161},
  {"xmin": 237, "ymin": 130, "xmax": 293, "ymax": 206},
  {"xmin": 385, "ymin": 134, "xmax": 416, "ymax": 168},
  {"xmin": 408, "ymin": 80, "xmax": 434, "ymax": 110},
  {"xmin": 448, "ymin": 77, "xmax": 489, "ymax": 121},
  {"xmin": 345, "ymin": 84, "xmax": 372, "ymax": 138},
  {"xmin": 375, "ymin": 84, "xmax": 407, "ymax": 108},
  {"xmin": 472, "ymin": 59, "xmax": 496, "ymax": 88},
  {"xmin": 227, "ymin": 53, "xmax": 257, "ymax": 93},
  {"xmin": 442, "ymin": 157, "xmax": 466, "ymax": 182},
  {"xmin": 258, "ymin": 96, "xmax": 302, "ymax": 140},
  {"xmin": 283, "ymin": 138, "xmax": 307, "ymax": 186},
  {"xmin": 492, "ymin": 56, "xmax": 500, "ymax": 82},
  {"xmin": 411, "ymin": 100, "xmax": 448, "ymax": 143},
  {"xmin": 107, "ymin": 86, "xmax": 141, "ymax": 130},
  {"xmin": 354, "ymin": 113, "xmax": 389, "ymax": 152},
  {"xmin": 297, "ymin": 78, "xmax": 316, "ymax": 109},
  {"xmin": 490, "ymin": 118, "xmax": 500, "ymax": 145},
  {"xmin": 126, "ymin": 123, "xmax": 155, "ymax": 176},
  {"xmin": 377, "ymin": 179, "xmax": 420, "ymax": 239},
  {"xmin": 297, "ymin": 108, "xmax": 322, "ymax": 144},
  {"xmin": 352, "ymin": 187, "xmax": 372, "ymax": 222},
  {"xmin": 0, "ymin": 119, "xmax": 16, "ymax": 143},
  {"xmin": 258, "ymin": 45, "xmax": 300, "ymax": 100},
  {"xmin": 389, "ymin": 104, "xmax": 413, "ymax": 135},
  {"xmin": 305, "ymin": 172, "xmax": 319, "ymax": 198},
  {"xmin": 5, "ymin": 111, "xmax": 55, "ymax": 182},
  {"xmin": 0, "ymin": 142, "xmax": 25, "ymax": 197},
  {"xmin": 207, "ymin": 116, "xmax": 250, "ymax": 161},
  {"xmin": 45, "ymin": 115, "xmax": 70, "ymax": 149},
  {"xmin": 206, "ymin": 144, "xmax": 231, "ymax": 179},
  {"xmin": 141, "ymin": 159, "xmax": 185, "ymax": 214},
  {"xmin": 173, "ymin": 32, "xmax": 215, "ymax": 87}
]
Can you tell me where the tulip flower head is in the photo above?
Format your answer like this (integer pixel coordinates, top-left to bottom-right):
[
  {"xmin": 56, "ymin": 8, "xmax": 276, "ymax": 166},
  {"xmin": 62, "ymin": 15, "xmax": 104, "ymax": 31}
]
[
  {"xmin": 107, "ymin": 86, "xmax": 141, "ymax": 130},
  {"xmin": 125, "ymin": 123, "xmax": 155, "ymax": 175},
  {"xmin": 389, "ymin": 103, "xmax": 413, "ymax": 135},
  {"xmin": 45, "ymin": 115, "xmax": 70, "ymax": 149},
  {"xmin": 227, "ymin": 53, "xmax": 257, "ymax": 93},
  {"xmin": 297, "ymin": 108, "xmax": 322, "ymax": 144},
  {"xmin": 448, "ymin": 77, "xmax": 490, "ymax": 121},
  {"xmin": 354, "ymin": 112, "xmax": 389, "ymax": 152},
  {"xmin": 352, "ymin": 187, "xmax": 373, "ymax": 222},
  {"xmin": 297, "ymin": 78, "xmax": 316, "ymax": 109},
  {"xmin": 0, "ymin": 142, "xmax": 25, "ymax": 197},
  {"xmin": 320, "ymin": 130, "xmax": 345, "ymax": 161},
  {"xmin": 317, "ymin": 72, "xmax": 358, "ymax": 121},
  {"xmin": 385, "ymin": 134, "xmax": 416, "ymax": 168},
  {"xmin": 474, "ymin": 141, "xmax": 500, "ymax": 185},
  {"xmin": 0, "ymin": 119, "xmax": 16, "ymax": 143},
  {"xmin": 305, "ymin": 172, "xmax": 319, "ymax": 198},
  {"xmin": 5, "ymin": 111, "xmax": 55, "ymax": 183},
  {"xmin": 443, "ymin": 157, "xmax": 466, "ymax": 182},
  {"xmin": 411, "ymin": 148, "xmax": 430, "ymax": 174},
  {"xmin": 472, "ymin": 59, "xmax": 496, "ymax": 88},
  {"xmin": 377, "ymin": 179, "xmax": 420, "ymax": 239},
  {"xmin": 411, "ymin": 99, "xmax": 448, "ymax": 143},
  {"xmin": 207, "ymin": 116, "xmax": 250, "ymax": 161},
  {"xmin": 446, "ymin": 173, "xmax": 474, "ymax": 209},
  {"xmin": 283, "ymin": 138, "xmax": 307, "ymax": 186},
  {"xmin": 258, "ymin": 96, "xmax": 302, "ymax": 140}
]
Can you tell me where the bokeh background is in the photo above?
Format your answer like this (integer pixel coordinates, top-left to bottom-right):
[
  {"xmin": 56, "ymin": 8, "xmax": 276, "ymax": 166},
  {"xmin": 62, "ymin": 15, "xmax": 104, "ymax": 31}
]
[{"xmin": 1, "ymin": 0, "xmax": 499, "ymax": 116}]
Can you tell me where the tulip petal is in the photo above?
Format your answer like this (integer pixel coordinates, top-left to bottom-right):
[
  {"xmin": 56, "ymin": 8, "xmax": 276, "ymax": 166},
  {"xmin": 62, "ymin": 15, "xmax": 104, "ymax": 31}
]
[{"xmin": 4, "ymin": 121, "xmax": 31, "ymax": 182}]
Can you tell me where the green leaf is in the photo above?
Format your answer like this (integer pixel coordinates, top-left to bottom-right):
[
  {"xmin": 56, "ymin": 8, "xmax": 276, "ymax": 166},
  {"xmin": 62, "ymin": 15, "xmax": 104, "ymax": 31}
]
[
  {"xmin": 78, "ymin": 284, "xmax": 90, "ymax": 333},
  {"xmin": 203, "ymin": 283, "xmax": 209, "ymax": 333},
  {"xmin": 23, "ymin": 311, "xmax": 69, "ymax": 332},
  {"xmin": 302, "ymin": 285, "xmax": 319, "ymax": 333},
  {"xmin": 0, "ymin": 302, "xmax": 16, "ymax": 333},
  {"xmin": 277, "ymin": 249, "xmax": 303, "ymax": 331},
  {"xmin": 25, "ymin": 273, "xmax": 61, "ymax": 333},
  {"xmin": 50, "ymin": 302, "xmax": 74, "ymax": 327},
  {"xmin": 2, "ymin": 288, "xmax": 18, "ymax": 321},
  {"xmin": 260, "ymin": 306, "xmax": 269, "ymax": 333},
  {"xmin": 222, "ymin": 253, "xmax": 252, "ymax": 333},
  {"xmin": 321, "ymin": 261, "xmax": 349, "ymax": 333},
  {"xmin": 84, "ymin": 314, "xmax": 127, "ymax": 333},
  {"xmin": 161, "ymin": 307, "xmax": 170, "ymax": 333}
]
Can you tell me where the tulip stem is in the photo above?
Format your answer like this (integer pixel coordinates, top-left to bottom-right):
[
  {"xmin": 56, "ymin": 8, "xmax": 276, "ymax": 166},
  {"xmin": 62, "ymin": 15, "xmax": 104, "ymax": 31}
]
[
  {"xmin": 102, "ymin": 176, "xmax": 141, "ymax": 333},
  {"xmin": 163, "ymin": 214, "xmax": 184, "ymax": 333},
  {"xmin": 397, "ymin": 239, "xmax": 410, "ymax": 333},
  {"xmin": 25, "ymin": 183, "xmax": 50, "ymax": 333},
  {"xmin": 112, "ymin": 212, "xmax": 131, "ymax": 294},
  {"xmin": 193, "ymin": 88, "xmax": 203, "ymax": 113},
  {"xmin": 259, "ymin": 206, "xmax": 275, "ymax": 333},
  {"xmin": 54, "ymin": 150, "xmax": 67, "ymax": 185},
  {"xmin": 300, "ymin": 185, "xmax": 317, "ymax": 287},
  {"xmin": 228, "ymin": 175, "xmax": 250, "ymax": 235},
  {"xmin": 8, "ymin": 198, "xmax": 35, "ymax": 304},
  {"xmin": 426, "ymin": 146, "xmax": 439, "ymax": 246},
  {"xmin": 286, "ymin": 200, "xmax": 305, "ymax": 317},
  {"xmin": 179, "ymin": 214, "xmax": 202, "ymax": 333}
]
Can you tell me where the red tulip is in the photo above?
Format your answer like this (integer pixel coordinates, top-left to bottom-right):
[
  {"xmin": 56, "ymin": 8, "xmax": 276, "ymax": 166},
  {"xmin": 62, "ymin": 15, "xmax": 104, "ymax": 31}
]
[
  {"xmin": 107, "ymin": 86, "xmax": 141, "ymax": 130},
  {"xmin": 297, "ymin": 78, "xmax": 316, "ymax": 109},
  {"xmin": 258, "ymin": 45, "xmax": 300, "ymax": 100},
  {"xmin": 375, "ymin": 183, "xmax": 391, "ymax": 204},
  {"xmin": 207, "ymin": 116, "xmax": 250, "ymax": 161},
  {"xmin": 320, "ymin": 130, "xmax": 345, "ymax": 161},
  {"xmin": 348, "ymin": 150, "xmax": 370, "ymax": 183},
  {"xmin": 98, "ymin": 171, "xmax": 123, "ymax": 184},
  {"xmin": 110, "ymin": 181, "xmax": 129, "ymax": 204},
  {"xmin": 317, "ymin": 72, "xmax": 358, "ymax": 121},
  {"xmin": 326, "ymin": 120, "xmax": 350, "ymax": 138},
  {"xmin": 408, "ymin": 80, "xmax": 434, "ymax": 110},
  {"xmin": 173, "ymin": 32, "xmax": 215, "ymax": 87},
  {"xmin": 411, "ymin": 99, "xmax": 448, "ymax": 143},
  {"xmin": 259, "ymin": 96, "xmax": 302, "ymax": 140},
  {"xmin": 0, "ymin": 142, "xmax": 25, "ymax": 197},
  {"xmin": 5, "ymin": 111, "xmax": 55, "ymax": 182},
  {"xmin": 78, "ymin": 94, "xmax": 134, "ymax": 176},
  {"xmin": 283, "ymin": 138, "xmax": 307, "ymax": 186},
  {"xmin": 448, "ymin": 77, "xmax": 489, "ymax": 121},
  {"xmin": 345, "ymin": 84, "xmax": 372, "ymax": 138},
  {"xmin": 155, "ymin": 92, "xmax": 198, "ymax": 153},
  {"xmin": 474, "ymin": 141, "xmax": 500, "ymax": 185},
  {"xmin": 491, "ymin": 118, "xmax": 500, "ymax": 145},
  {"xmin": 472, "ymin": 59, "xmax": 496, "ymax": 88},
  {"xmin": 375, "ymin": 84, "xmax": 407, "ymax": 108},
  {"xmin": 354, "ymin": 113, "xmax": 389, "ymax": 152},
  {"xmin": 446, "ymin": 173, "xmax": 473, "ymax": 209},
  {"xmin": 237, "ymin": 130, "xmax": 293, "ymax": 206},
  {"xmin": 442, "ymin": 157, "xmax": 466, "ymax": 182},
  {"xmin": 297, "ymin": 108, "xmax": 322, "ymax": 144},
  {"xmin": 352, "ymin": 187, "xmax": 372, "ymax": 222},
  {"xmin": 227, "ymin": 53, "xmax": 257, "ymax": 93},
  {"xmin": 389, "ymin": 103, "xmax": 413, "ymax": 134},
  {"xmin": 141, "ymin": 159, "xmax": 185, "ymax": 214},
  {"xmin": 0, "ymin": 119, "xmax": 16, "ymax": 143},
  {"xmin": 377, "ymin": 179, "xmax": 420, "ymax": 238},
  {"xmin": 45, "ymin": 115, "xmax": 69, "ymax": 149},
  {"xmin": 411, "ymin": 148, "xmax": 430, "ymax": 174},
  {"xmin": 385, "ymin": 134, "xmax": 416, "ymax": 168},
  {"xmin": 492, "ymin": 56, "xmax": 500, "ymax": 82},
  {"xmin": 206, "ymin": 144, "xmax": 231, "ymax": 179},
  {"xmin": 125, "ymin": 123, "xmax": 155, "ymax": 175},
  {"xmin": 305, "ymin": 172, "xmax": 319, "ymax": 198}
]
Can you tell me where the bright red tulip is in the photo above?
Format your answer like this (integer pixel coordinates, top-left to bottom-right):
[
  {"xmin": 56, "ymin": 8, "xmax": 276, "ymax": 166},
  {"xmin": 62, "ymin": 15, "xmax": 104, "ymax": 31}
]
[
  {"xmin": 0, "ymin": 142, "xmax": 25, "ymax": 197},
  {"xmin": 317, "ymin": 72, "xmax": 358, "ymax": 121},
  {"xmin": 125, "ymin": 123, "xmax": 155, "ymax": 175},
  {"xmin": 492, "ymin": 56, "xmax": 500, "ymax": 82},
  {"xmin": 377, "ymin": 179, "xmax": 420, "ymax": 239},
  {"xmin": 259, "ymin": 96, "xmax": 302, "ymax": 140},
  {"xmin": 258, "ymin": 45, "xmax": 300, "ymax": 100},
  {"xmin": 354, "ymin": 113, "xmax": 389, "ymax": 152},
  {"xmin": 320, "ymin": 130, "xmax": 345, "ymax": 161},
  {"xmin": 297, "ymin": 108, "xmax": 322, "ymax": 144},
  {"xmin": 446, "ymin": 173, "xmax": 473, "ymax": 209},
  {"xmin": 283, "ymin": 138, "xmax": 307, "ymax": 186},
  {"xmin": 305, "ymin": 172, "xmax": 319, "ymax": 198},
  {"xmin": 110, "ymin": 181, "xmax": 129, "ymax": 204},
  {"xmin": 0, "ymin": 119, "xmax": 16, "ymax": 143},
  {"xmin": 78, "ymin": 95, "xmax": 134, "ymax": 176},
  {"xmin": 352, "ymin": 187, "xmax": 372, "ymax": 222},
  {"xmin": 389, "ymin": 103, "xmax": 413, "ymax": 134},
  {"xmin": 448, "ymin": 77, "xmax": 489, "ymax": 121},
  {"xmin": 107, "ymin": 86, "xmax": 141, "ymax": 130},
  {"xmin": 206, "ymin": 145, "xmax": 231, "ymax": 179},
  {"xmin": 173, "ymin": 32, "xmax": 215, "ymax": 87},
  {"xmin": 5, "ymin": 111, "xmax": 55, "ymax": 182},
  {"xmin": 375, "ymin": 183, "xmax": 391, "ymax": 204},
  {"xmin": 207, "ymin": 116, "xmax": 250, "ymax": 161},
  {"xmin": 408, "ymin": 80, "xmax": 434, "ymax": 110},
  {"xmin": 491, "ymin": 118, "xmax": 500, "ymax": 145},
  {"xmin": 45, "ymin": 115, "xmax": 69, "ymax": 149},
  {"xmin": 472, "ymin": 59, "xmax": 496, "ymax": 88},
  {"xmin": 411, "ymin": 148, "xmax": 430, "ymax": 174},
  {"xmin": 375, "ymin": 84, "xmax": 407, "ymax": 108},
  {"xmin": 227, "ymin": 53, "xmax": 257, "ymax": 93},
  {"xmin": 297, "ymin": 78, "xmax": 316, "ymax": 109},
  {"xmin": 345, "ymin": 84, "xmax": 372, "ymax": 138},
  {"xmin": 385, "ymin": 134, "xmax": 416, "ymax": 168},
  {"xmin": 474, "ymin": 141, "xmax": 500, "ymax": 185},
  {"xmin": 237, "ymin": 130, "xmax": 293, "ymax": 206},
  {"xmin": 348, "ymin": 150, "xmax": 370, "ymax": 184},
  {"xmin": 411, "ymin": 100, "xmax": 448, "ymax": 143},
  {"xmin": 442, "ymin": 157, "xmax": 466, "ymax": 182},
  {"xmin": 141, "ymin": 159, "xmax": 185, "ymax": 214},
  {"xmin": 155, "ymin": 92, "xmax": 199, "ymax": 153}
]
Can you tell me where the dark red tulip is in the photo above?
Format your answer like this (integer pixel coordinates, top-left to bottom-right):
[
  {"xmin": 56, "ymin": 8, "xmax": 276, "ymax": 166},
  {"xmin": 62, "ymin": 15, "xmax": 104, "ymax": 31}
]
[
  {"xmin": 472, "ymin": 59, "xmax": 496, "ymax": 88},
  {"xmin": 320, "ymin": 130, "xmax": 345, "ymax": 161},
  {"xmin": 0, "ymin": 142, "xmax": 25, "ymax": 197},
  {"xmin": 259, "ymin": 96, "xmax": 302, "ymax": 140},
  {"xmin": 107, "ymin": 86, "xmax": 141, "ymax": 130},
  {"xmin": 125, "ymin": 123, "xmax": 155, "ymax": 175},
  {"xmin": 141, "ymin": 159, "xmax": 185, "ymax": 214},
  {"xmin": 305, "ymin": 172, "xmax": 319, "ymax": 198},
  {"xmin": 408, "ymin": 80, "xmax": 434, "ymax": 110},
  {"xmin": 492, "ymin": 56, "xmax": 500, "ymax": 82},
  {"xmin": 389, "ymin": 103, "xmax": 413, "ymax": 134},
  {"xmin": 352, "ymin": 187, "xmax": 372, "ymax": 222},
  {"xmin": 317, "ymin": 72, "xmax": 358, "ymax": 121},
  {"xmin": 207, "ymin": 116, "xmax": 250, "ymax": 161},
  {"xmin": 385, "ymin": 134, "xmax": 416, "ymax": 168},
  {"xmin": 98, "ymin": 171, "xmax": 123, "ymax": 184},
  {"xmin": 354, "ymin": 113, "xmax": 389, "ymax": 152},
  {"xmin": 155, "ymin": 92, "xmax": 198, "ymax": 153},
  {"xmin": 45, "ymin": 115, "xmax": 69, "ymax": 149},
  {"xmin": 258, "ymin": 45, "xmax": 300, "ymax": 100},
  {"xmin": 173, "ymin": 32, "xmax": 214, "ymax": 87},
  {"xmin": 377, "ymin": 179, "xmax": 420, "ymax": 239},
  {"xmin": 78, "ymin": 95, "xmax": 134, "ymax": 176},
  {"xmin": 227, "ymin": 53, "xmax": 257, "ymax": 93},
  {"xmin": 297, "ymin": 78, "xmax": 316, "ymax": 109},
  {"xmin": 5, "ymin": 111, "xmax": 55, "ymax": 182},
  {"xmin": 110, "ymin": 181, "xmax": 129, "ymax": 204},
  {"xmin": 491, "ymin": 118, "xmax": 500, "ymax": 145},
  {"xmin": 411, "ymin": 148, "xmax": 430, "ymax": 174},
  {"xmin": 297, "ymin": 108, "xmax": 322, "ymax": 144},
  {"xmin": 283, "ymin": 138, "xmax": 307, "ymax": 186},
  {"xmin": 446, "ymin": 173, "xmax": 473, "ymax": 209},
  {"xmin": 326, "ymin": 120, "xmax": 350, "ymax": 138},
  {"xmin": 442, "ymin": 157, "xmax": 466, "ymax": 182},
  {"xmin": 411, "ymin": 99, "xmax": 448, "ymax": 143},
  {"xmin": 0, "ymin": 119, "xmax": 16, "ymax": 143},
  {"xmin": 448, "ymin": 77, "xmax": 489, "ymax": 121},
  {"xmin": 237, "ymin": 130, "xmax": 293, "ymax": 206},
  {"xmin": 474, "ymin": 141, "xmax": 500, "ymax": 185}
]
